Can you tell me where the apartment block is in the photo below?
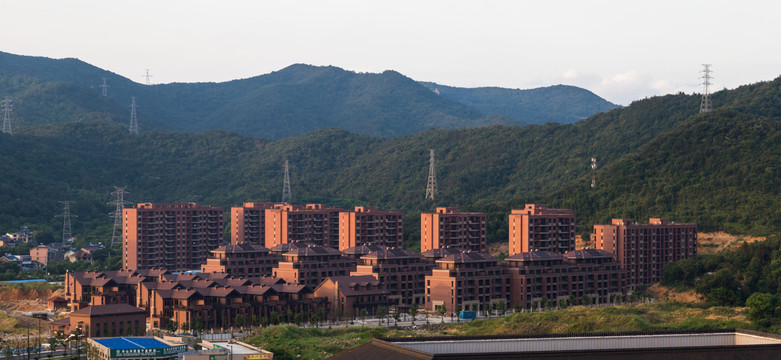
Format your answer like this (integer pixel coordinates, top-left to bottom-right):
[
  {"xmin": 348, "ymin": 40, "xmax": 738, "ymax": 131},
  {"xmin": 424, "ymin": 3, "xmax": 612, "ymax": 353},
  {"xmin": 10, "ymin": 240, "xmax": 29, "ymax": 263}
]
[
  {"xmin": 230, "ymin": 202, "xmax": 291, "ymax": 245},
  {"xmin": 338, "ymin": 206, "xmax": 404, "ymax": 251},
  {"xmin": 420, "ymin": 207, "xmax": 486, "ymax": 253},
  {"xmin": 594, "ymin": 218, "xmax": 697, "ymax": 286},
  {"xmin": 272, "ymin": 245, "xmax": 356, "ymax": 288},
  {"xmin": 562, "ymin": 249, "xmax": 627, "ymax": 303},
  {"xmin": 200, "ymin": 243, "xmax": 281, "ymax": 277},
  {"xmin": 508, "ymin": 204, "xmax": 576, "ymax": 256},
  {"xmin": 425, "ymin": 251, "xmax": 510, "ymax": 313},
  {"xmin": 265, "ymin": 204, "xmax": 343, "ymax": 249},
  {"xmin": 504, "ymin": 251, "xmax": 571, "ymax": 309},
  {"xmin": 123, "ymin": 203, "xmax": 223, "ymax": 272},
  {"xmin": 341, "ymin": 244, "xmax": 387, "ymax": 261},
  {"xmin": 351, "ymin": 247, "xmax": 430, "ymax": 308},
  {"xmin": 313, "ymin": 275, "xmax": 391, "ymax": 318}
]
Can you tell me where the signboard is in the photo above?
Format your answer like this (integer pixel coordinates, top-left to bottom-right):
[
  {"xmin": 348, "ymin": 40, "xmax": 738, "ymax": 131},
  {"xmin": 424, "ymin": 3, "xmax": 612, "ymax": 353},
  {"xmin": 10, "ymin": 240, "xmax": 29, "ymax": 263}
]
[
  {"xmin": 244, "ymin": 354, "xmax": 272, "ymax": 360},
  {"xmin": 209, "ymin": 355, "xmax": 228, "ymax": 360},
  {"xmin": 111, "ymin": 345, "xmax": 189, "ymax": 358}
]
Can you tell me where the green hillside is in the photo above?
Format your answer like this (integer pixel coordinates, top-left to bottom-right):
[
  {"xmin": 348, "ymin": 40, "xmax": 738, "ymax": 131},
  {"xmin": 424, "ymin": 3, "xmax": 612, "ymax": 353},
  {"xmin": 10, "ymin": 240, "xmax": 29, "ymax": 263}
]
[
  {"xmin": 0, "ymin": 51, "xmax": 615, "ymax": 138},
  {"xmin": 420, "ymin": 82, "xmax": 619, "ymax": 124}
]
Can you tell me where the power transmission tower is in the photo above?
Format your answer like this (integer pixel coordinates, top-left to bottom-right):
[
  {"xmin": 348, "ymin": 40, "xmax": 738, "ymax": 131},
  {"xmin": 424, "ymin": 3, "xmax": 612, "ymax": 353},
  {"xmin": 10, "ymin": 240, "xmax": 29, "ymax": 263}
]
[
  {"xmin": 108, "ymin": 186, "xmax": 131, "ymax": 250},
  {"xmin": 282, "ymin": 160, "xmax": 292, "ymax": 202},
  {"xmin": 142, "ymin": 69, "xmax": 153, "ymax": 85},
  {"xmin": 425, "ymin": 149, "xmax": 438, "ymax": 200},
  {"xmin": 55, "ymin": 201, "xmax": 77, "ymax": 242},
  {"xmin": 590, "ymin": 157, "xmax": 597, "ymax": 188},
  {"xmin": 2, "ymin": 97, "xmax": 12, "ymax": 135},
  {"xmin": 129, "ymin": 97, "xmax": 139, "ymax": 134},
  {"xmin": 100, "ymin": 77, "xmax": 109, "ymax": 97},
  {"xmin": 700, "ymin": 64, "xmax": 713, "ymax": 113}
]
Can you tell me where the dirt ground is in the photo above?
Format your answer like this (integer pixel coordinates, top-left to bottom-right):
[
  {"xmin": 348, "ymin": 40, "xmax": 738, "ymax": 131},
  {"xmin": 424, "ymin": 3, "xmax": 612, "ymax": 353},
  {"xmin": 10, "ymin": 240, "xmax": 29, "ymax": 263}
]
[
  {"xmin": 647, "ymin": 283, "xmax": 706, "ymax": 303},
  {"xmin": 697, "ymin": 231, "xmax": 766, "ymax": 254}
]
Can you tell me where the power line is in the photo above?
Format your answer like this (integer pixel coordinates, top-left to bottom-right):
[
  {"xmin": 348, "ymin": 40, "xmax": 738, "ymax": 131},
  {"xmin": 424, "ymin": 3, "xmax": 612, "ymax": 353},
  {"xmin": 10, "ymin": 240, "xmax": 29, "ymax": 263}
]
[
  {"xmin": 700, "ymin": 64, "xmax": 713, "ymax": 113},
  {"xmin": 2, "ymin": 97, "xmax": 12, "ymax": 135},
  {"xmin": 129, "ymin": 97, "xmax": 139, "ymax": 134},
  {"xmin": 108, "ymin": 186, "xmax": 132, "ymax": 251},
  {"xmin": 55, "ymin": 201, "xmax": 77, "ymax": 242},
  {"xmin": 142, "ymin": 69, "xmax": 153, "ymax": 85},
  {"xmin": 425, "ymin": 149, "xmax": 438, "ymax": 200},
  {"xmin": 100, "ymin": 77, "xmax": 109, "ymax": 97},
  {"xmin": 282, "ymin": 160, "xmax": 292, "ymax": 202}
]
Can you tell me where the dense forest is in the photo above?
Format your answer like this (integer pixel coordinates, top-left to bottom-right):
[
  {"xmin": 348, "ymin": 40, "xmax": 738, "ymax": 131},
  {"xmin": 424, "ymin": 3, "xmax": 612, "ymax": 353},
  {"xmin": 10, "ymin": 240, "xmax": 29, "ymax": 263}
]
[
  {"xmin": 0, "ymin": 74, "xmax": 779, "ymax": 250},
  {"xmin": 0, "ymin": 51, "xmax": 617, "ymax": 138}
]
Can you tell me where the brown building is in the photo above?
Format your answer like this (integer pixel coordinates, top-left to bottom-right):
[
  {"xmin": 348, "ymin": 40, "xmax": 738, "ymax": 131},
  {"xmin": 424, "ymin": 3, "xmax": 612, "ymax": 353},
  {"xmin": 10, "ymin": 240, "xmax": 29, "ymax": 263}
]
[
  {"xmin": 230, "ymin": 202, "xmax": 285, "ymax": 245},
  {"xmin": 351, "ymin": 247, "xmax": 430, "ymax": 309},
  {"xmin": 594, "ymin": 218, "xmax": 697, "ymax": 286},
  {"xmin": 51, "ymin": 304, "xmax": 146, "ymax": 337},
  {"xmin": 504, "ymin": 251, "xmax": 571, "ymax": 309},
  {"xmin": 420, "ymin": 247, "xmax": 466, "ymax": 264},
  {"xmin": 313, "ymin": 275, "xmax": 390, "ymax": 318},
  {"xmin": 341, "ymin": 244, "xmax": 387, "ymax": 261},
  {"xmin": 272, "ymin": 245, "xmax": 356, "ymax": 288},
  {"xmin": 123, "ymin": 203, "xmax": 224, "ymax": 272},
  {"xmin": 425, "ymin": 251, "xmax": 509, "ymax": 314},
  {"xmin": 265, "ymin": 204, "xmax": 343, "ymax": 249},
  {"xmin": 30, "ymin": 244, "xmax": 64, "ymax": 267},
  {"xmin": 338, "ymin": 206, "xmax": 404, "ymax": 251},
  {"xmin": 421, "ymin": 208, "xmax": 486, "ymax": 253},
  {"xmin": 508, "ymin": 204, "xmax": 576, "ymax": 256},
  {"xmin": 562, "ymin": 249, "xmax": 627, "ymax": 304},
  {"xmin": 200, "ymin": 243, "xmax": 280, "ymax": 277},
  {"xmin": 65, "ymin": 269, "xmax": 146, "ymax": 311}
]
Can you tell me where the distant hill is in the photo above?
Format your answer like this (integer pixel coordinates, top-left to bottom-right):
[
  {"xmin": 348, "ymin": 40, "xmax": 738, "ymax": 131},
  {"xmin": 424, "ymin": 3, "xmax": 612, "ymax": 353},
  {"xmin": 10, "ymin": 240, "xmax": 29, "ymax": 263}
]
[
  {"xmin": 1, "ymin": 75, "xmax": 778, "ymax": 247},
  {"xmin": 420, "ymin": 82, "xmax": 619, "ymax": 124},
  {"xmin": 0, "ymin": 51, "xmax": 614, "ymax": 138}
]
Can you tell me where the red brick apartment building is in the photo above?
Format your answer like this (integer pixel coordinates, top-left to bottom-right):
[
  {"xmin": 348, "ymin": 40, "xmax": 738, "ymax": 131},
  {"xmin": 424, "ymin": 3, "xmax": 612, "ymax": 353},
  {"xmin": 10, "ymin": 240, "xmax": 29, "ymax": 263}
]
[
  {"xmin": 504, "ymin": 251, "xmax": 571, "ymax": 309},
  {"xmin": 265, "ymin": 204, "xmax": 343, "ymax": 249},
  {"xmin": 230, "ymin": 202, "xmax": 291, "ymax": 245},
  {"xmin": 351, "ymin": 247, "xmax": 430, "ymax": 308},
  {"xmin": 123, "ymin": 203, "xmax": 223, "ymax": 271},
  {"xmin": 420, "ymin": 247, "xmax": 465, "ymax": 264},
  {"xmin": 65, "ymin": 269, "xmax": 147, "ymax": 311},
  {"xmin": 594, "ymin": 218, "xmax": 697, "ymax": 286},
  {"xmin": 562, "ymin": 249, "xmax": 627, "ymax": 304},
  {"xmin": 314, "ymin": 275, "xmax": 390, "ymax": 318},
  {"xmin": 508, "ymin": 204, "xmax": 576, "ymax": 256},
  {"xmin": 338, "ymin": 206, "xmax": 404, "ymax": 251},
  {"xmin": 421, "ymin": 207, "xmax": 487, "ymax": 253},
  {"xmin": 425, "ymin": 251, "xmax": 509, "ymax": 314},
  {"xmin": 200, "ymin": 243, "xmax": 281, "ymax": 277},
  {"xmin": 50, "ymin": 304, "xmax": 146, "ymax": 337},
  {"xmin": 272, "ymin": 245, "xmax": 356, "ymax": 287},
  {"xmin": 341, "ymin": 244, "xmax": 387, "ymax": 260}
]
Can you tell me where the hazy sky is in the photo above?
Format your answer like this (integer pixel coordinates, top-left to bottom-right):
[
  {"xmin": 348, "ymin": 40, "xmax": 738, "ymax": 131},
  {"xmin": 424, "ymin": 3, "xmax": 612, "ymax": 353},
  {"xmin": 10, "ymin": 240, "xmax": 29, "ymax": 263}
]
[{"xmin": 2, "ymin": 0, "xmax": 780, "ymax": 105}]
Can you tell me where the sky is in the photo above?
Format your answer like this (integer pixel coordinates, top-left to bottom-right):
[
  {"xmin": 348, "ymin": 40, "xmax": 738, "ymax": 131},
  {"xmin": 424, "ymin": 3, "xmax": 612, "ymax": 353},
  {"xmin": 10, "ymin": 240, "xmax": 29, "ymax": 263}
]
[{"xmin": 1, "ymin": 1, "xmax": 780, "ymax": 105}]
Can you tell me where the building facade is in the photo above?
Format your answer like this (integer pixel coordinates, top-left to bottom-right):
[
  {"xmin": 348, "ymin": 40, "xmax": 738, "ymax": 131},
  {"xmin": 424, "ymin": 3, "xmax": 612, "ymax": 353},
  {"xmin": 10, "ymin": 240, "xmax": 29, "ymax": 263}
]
[
  {"xmin": 351, "ymin": 247, "xmax": 429, "ymax": 308},
  {"xmin": 508, "ymin": 204, "xmax": 576, "ymax": 256},
  {"xmin": 338, "ymin": 206, "xmax": 404, "ymax": 251},
  {"xmin": 230, "ymin": 202, "xmax": 285, "ymax": 245},
  {"xmin": 425, "ymin": 251, "xmax": 509, "ymax": 314},
  {"xmin": 594, "ymin": 218, "xmax": 697, "ymax": 286},
  {"xmin": 420, "ymin": 208, "xmax": 486, "ymax": 253},
  {"xmin": 265, "ymin": 204, "xmax": 343, "ymax": 249},
  {"xmin": 272, "ymin": 245, "xmax": 356, "ymax": 288},
  {"xmin": 123, "ymin": 203, "xmax": 224, "ymax": 272},
  {"xmin": 313, "ymin": 275, "xmax": 390, "ymax": 318},
  {"xmin": 200, "ymin": 243, "xmax": 280, "ymax": 277}
]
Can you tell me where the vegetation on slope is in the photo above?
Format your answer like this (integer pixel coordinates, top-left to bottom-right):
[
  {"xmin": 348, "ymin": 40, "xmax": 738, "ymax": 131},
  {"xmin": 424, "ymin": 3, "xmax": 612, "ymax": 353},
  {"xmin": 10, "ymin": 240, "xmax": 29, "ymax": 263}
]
[{"xmin": 243, "ymin": 303, "xmax": 752, "ymax": 360}]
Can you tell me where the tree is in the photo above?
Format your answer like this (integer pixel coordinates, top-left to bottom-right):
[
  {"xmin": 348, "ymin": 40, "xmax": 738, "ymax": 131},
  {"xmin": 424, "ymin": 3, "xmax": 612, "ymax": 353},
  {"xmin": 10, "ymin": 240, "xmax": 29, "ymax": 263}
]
[
  {"xmin": 359, "ymin": 309, "xmax": 367, "ymax": 326},
  {"xmin": 376, "ymin": 305, "xmax": 388, "ymax": 325},
  {"xmin": 409, "ymin": 304, "xmax": 418, "ymax": 324},
  {"xmin": 180, "ymin": 322, "xmax": 189, "ymax": 333},
  {"xmin": 437, "ymin": 305, "xmax": 446, "ymax": 323},
  {"xmin": 495, "ymin": 300, "xmax": 507, "ymax": 316},
  {"xmin": 165, "ymin": 321, "xmax": 178, "ymax": 333},
  {"xmin": 746, "ymin": 292, "xmax": 775, "ymax": 328}
]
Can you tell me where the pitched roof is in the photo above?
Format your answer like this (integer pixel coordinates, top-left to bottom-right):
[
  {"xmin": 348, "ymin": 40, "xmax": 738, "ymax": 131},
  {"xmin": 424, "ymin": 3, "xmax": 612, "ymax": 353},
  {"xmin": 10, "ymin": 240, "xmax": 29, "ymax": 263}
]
[
  {"xmin": 437, "ymin": 251, "xmax": 499, "ymax": 264},
  {"xmin": 70, "ymin": 304, "xmax": 145, "ymax": 317},
  {"xmin": 342, "ymin": 244, "xmax": 387, "ymax": 256},
  {"xmin": 563, "ymin": 249, "xmax": 615, "ymax": 259},
  {"xmin": 505, "ymin": 251, "xmax": 564, "ymax": 262},
  {"xmin": 363, "ymin": 247, "xmax": 422, "ymax": 260}
]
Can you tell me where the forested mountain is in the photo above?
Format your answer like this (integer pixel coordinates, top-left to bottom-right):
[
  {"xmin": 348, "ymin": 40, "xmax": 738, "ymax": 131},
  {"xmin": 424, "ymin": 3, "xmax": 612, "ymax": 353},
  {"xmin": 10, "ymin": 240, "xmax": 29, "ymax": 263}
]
[
  {"xmin": 420, "ymin": 82, "xmax": 619, "ymax": 124},
  {"xmin": 0, "ymin": 51, "xmax": 615, "ymax": 138},
  {"xmin": 1, "ymin": 75, "xmax": 778, "ymax": 247}
]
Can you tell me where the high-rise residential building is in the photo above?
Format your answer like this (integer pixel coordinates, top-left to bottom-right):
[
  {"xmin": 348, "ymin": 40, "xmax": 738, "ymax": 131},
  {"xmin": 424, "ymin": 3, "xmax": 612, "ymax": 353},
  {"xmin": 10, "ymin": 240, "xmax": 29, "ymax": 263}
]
[
  {"xmin": 420, "ymin": 207, "xmax": 486, "ymax": 253},
  {"xmin": 122, "ymin": 203, "xmax": 223, "ymax": 271},
  {"xmin": 594, "ymin": 218, "xmax": 697, "ymax": 286},
  {"xmin": 508, "ymin": 204, "xmax": 576, "ymax": 256},
  {"xmin": 230, "ymin": 202, "xmax": 294, "ymax": 245},
  {"xmin": 425, "ymin": 251, "xmax": 509, "ymax": 313},
  {"xmin": 265, "ymin": 204, "xmax": 343, "ymax": 249},
  {"xmin": 338, "ymin": 206, "xmax": 404, "ymax": 251},
  {"xmin": 351, "ymin": 246, "xmax": 430, "ymax": 308}
]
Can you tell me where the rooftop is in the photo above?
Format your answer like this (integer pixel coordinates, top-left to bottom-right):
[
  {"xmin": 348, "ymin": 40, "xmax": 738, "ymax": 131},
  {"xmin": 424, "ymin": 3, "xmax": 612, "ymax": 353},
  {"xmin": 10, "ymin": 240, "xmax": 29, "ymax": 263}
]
[{"xmin": 93, "ymin": 337, "xmax": 171, "ymax": 350}]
